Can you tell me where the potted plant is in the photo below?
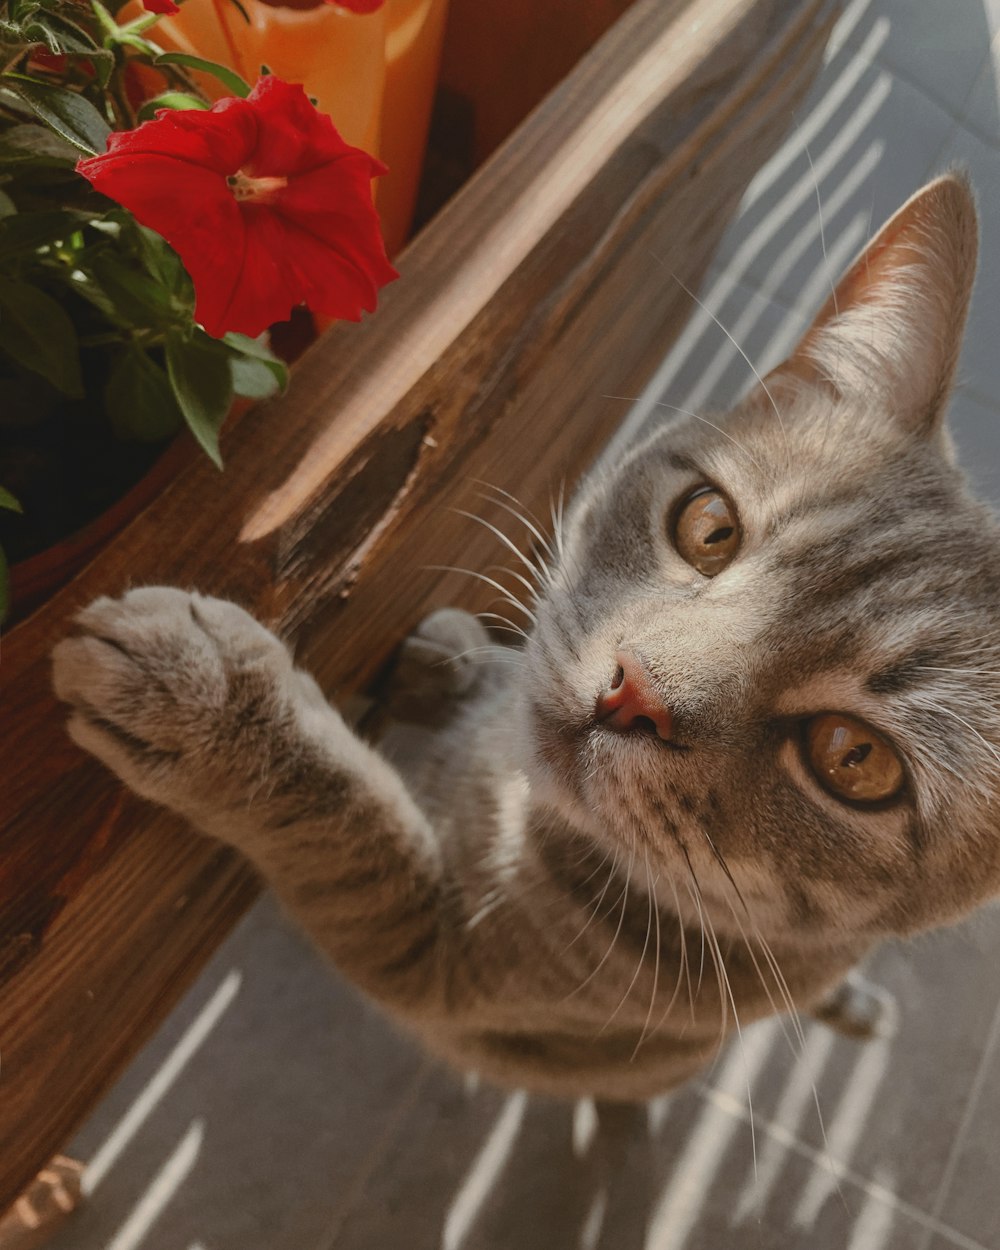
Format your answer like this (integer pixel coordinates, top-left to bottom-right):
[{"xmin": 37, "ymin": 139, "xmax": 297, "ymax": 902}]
[{"xmin": 0, "ymin": 0, "xmax": 400, "ymax": 623}]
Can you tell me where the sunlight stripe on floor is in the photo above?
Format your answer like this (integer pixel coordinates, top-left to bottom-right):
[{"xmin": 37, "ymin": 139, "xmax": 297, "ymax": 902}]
[
  {"xmin": 442, "ymin": 1091, "xmax": 527, "ymax": 1250},
  {"xmin": 734, "ymin": 1024, "xmax": 836, "ymax": 1222},
  {"xmin": 846, "ymin": 1167, "xmax": 898, "ymax": 1250},
  {"xmin": 681, "ymin": 183, "xmax": 874, "ymax": 410},
  {"xmin": 608, "ymin": 32, "xmax": 893, "ymax": 456},
  {"xmin": 792, "ymin": 1020, "xmax": 894, "ymax": 1227},
  {"xmin": 573, "ymin": 1098, "xmax": 598, "ymax": 1158},
  {"xmin": 104, "ymin": 1120, "xmax": 204, "ymax": 1250},
  {"xmin": 644, "ymin": 1021, "xmax": 777, "ymax": 1250},
  {"xmin": 702, "ymin": 1085, "xmax": 993, "ymax": 1250},
  {"xmin": 84, "ymin": 970, "xmax": 241, "ymax": 1196},
  {"xmin": 738, "ymin": 8, "xmax": 889, "ymax": 214}
]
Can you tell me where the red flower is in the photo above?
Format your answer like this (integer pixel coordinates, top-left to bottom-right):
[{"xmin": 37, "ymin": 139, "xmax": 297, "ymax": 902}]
[
  {"xmin": 76, "ymin": 76, "xmax": 397, "ymax": 338},
  {"xmin": 142, "ymin": 0, "xmax": 180, "ymax": 12}
]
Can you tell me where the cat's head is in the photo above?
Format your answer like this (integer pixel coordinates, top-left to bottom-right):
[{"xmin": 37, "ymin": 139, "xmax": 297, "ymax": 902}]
[{"xmin": 524, "ymin": 173, "xmax": 1000, "ymax": 947}]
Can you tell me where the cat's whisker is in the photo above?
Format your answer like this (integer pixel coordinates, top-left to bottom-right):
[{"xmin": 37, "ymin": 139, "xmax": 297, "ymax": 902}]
[
  {"xmin": 437, "ymin": 644, "xmax": 524, "ymax": 668},
  {"xmin": 474, "ymin": 611, "xmax": 529, "ymax": 641},
  {"xmin": 803, "ymin": 144, "xmax": 847, "ymax": 463},
  {"xmin": 550, "ymin": 479, "xmax": 568, "ymax": 564},
  {"xmin": 485, "ymin": 563, "xmax": 542, "ymax": 607},
  {"xmin": 700, "ymin": 828, "xmax": 750, "ymax": 917},
  {"xmin": 563, "ymin": 848, "xmax": 620, "ymax": 952},
  {"xmin": 655, "ymin": 258, "xmax": 791, "ymax": 476},
  {"xmin": 477, "ymin": 623, "xmax": 528, "ymax": 644},
  {"xmin": 423, "ymin": 565, "xmax": 538, "ymax": 625},
  {"xmin": 649, "ymin": 870, "xmax": 691, "ymax": 1035},
  {"xmin": 473, "ymin": 480, "xmax": 559, "ymax": 566},
  {"xmin": 563, "ymin": 848, "xmax": 633, "ymax": 1003},
  {"xmin": 750, "ymin": 927, "xmax": 842, "ymax": 1202},
  {"xmin": 600, "ymin": 849, "xmax": 654, "ymax": 1037},
  {"xmin": 752, "ymin": 928, "xmax": 807, "ymax": 1051},
  {"xmin": 451, "ymin": 508, "xmax": 552, "ymax": 590},
  {"xmin": 683, "ymin": 850, "xmax": 757, "ymax": 1177},
  {"xmin": 605, "ymin": 394, "xmax": 772, "ymax": 482},
  {"xmin": 474, "ymin": 479, "xmax": 589, "ymax": 606},
  {"xmin": 475, "ymin": 610, "xmax": 528, "ymax": 635},
  {"xmin": 910, "ymin": 697, "xmax": 1000, "ymax": 767},
  {"xmin": 722, "ymin": 896, "xmax": 798, "ymax": 1060},
  {"xmin": 473, "ymin": 479, "xmax": 591, "ymax": 615},
  {"xmin": 805, "ymin": 145, "xmax": 838, "ymax": 321},
  {"xmin": 632, "ymin": 854, "xmax": 662, "ymax": 1058},
  {"xmin": 702, "ymin": 820, "xmax": 840, "ymax": 1201},
  {"xmin": 916, "ymin": 664, "xmax": 1000, "ymax": 678},
  {"xmin": 681, "ymin": 853, "xmax": 729, "ymax": 1044}
]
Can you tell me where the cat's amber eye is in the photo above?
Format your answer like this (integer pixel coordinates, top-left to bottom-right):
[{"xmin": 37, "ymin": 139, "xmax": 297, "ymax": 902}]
[
  {"xmin": 672, "ymin": 486, "xmax": 741, "ymax": 576},
  {"xmin": 805, "ymin": 714, "xmax": 904, "ymax": 805}
]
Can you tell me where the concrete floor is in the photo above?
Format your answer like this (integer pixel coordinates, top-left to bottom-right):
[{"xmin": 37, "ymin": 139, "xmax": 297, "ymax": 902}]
[{"xmin": 47, "ymin": 1, "xmax": 1000, "ymax": 1247}]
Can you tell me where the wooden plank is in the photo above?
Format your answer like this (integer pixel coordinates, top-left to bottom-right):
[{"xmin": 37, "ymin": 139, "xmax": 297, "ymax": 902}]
[
  {"xmin": 0, "ymin": 0, "xmax": 837, "ymax": 1211},
  {"xmin": 439, "ymin": 0, "xmax": 639, "ymax": 164}
]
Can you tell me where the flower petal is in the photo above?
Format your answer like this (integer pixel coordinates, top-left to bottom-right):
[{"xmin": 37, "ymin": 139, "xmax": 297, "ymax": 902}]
[{"xmin": 76, "ymin": 76, "xmax": 396, "ymax": 339}]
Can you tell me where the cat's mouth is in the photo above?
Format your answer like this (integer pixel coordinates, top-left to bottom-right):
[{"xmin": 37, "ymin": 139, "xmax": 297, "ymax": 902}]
[{"xmin": 531, "ymin": 700, "xmax": 690, "ymax": 799}]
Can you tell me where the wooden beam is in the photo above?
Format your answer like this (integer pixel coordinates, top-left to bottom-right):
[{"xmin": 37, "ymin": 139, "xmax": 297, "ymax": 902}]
[{"xmin": 0, "ymin": 0, "xmax": 838, "ymax": 1212}]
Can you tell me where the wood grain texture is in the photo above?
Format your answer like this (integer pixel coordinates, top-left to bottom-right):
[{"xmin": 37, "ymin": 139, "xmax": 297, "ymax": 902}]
[{"xmin": 0, "ymin": 0, "xmax": 838, "ymax": 1210}]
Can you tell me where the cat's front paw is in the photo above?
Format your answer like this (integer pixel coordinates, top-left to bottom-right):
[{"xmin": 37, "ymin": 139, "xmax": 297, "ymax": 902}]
[
  {"xmin": 52, "ymin": 588, "xmax": 295, "ymax": 812},
  {"xmin": 387, "ymin": 608, "xmax": 496, "ymax": 724}
]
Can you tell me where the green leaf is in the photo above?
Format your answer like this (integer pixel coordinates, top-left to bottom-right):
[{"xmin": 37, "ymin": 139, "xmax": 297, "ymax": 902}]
[
  {"xmin": 0, "ymin": 190, "xmax": 15, "ymax": 218},
  {"xmin": 224, "ymin": 332, "xmax": 287, "ymax": 396},
  {"xmin": 231, "ymin": 354, "xmax": 284, "ymax": 399},
  {"xmin": 87, "ymin": 248, "xmax": 176, "ymax": 324},
  {"xmin": 0, "ymin": 277, "xmax": 84, "ymax": 396},
  {"xmin": 2, "ymin": 75, "xmax": 111, "ymax": 156},
  {"xmin": 89, "ymin": 0, "xmax": 120, "ymax": 41},
  {"xmin": 165, "ymin": 330, "xmax": 233, "ymax": 468},
  {"xmin": 0, "ymin": 121, "xmax": 79, "ymax": 167},
  {"xmin": 105, "ymin": 347, "xmax": 184, "ymax": 442},
  {"xmin": 132, "ymin": 224, "xmax": 189, "ymax": 299},
  {"xmin": 154, "ymin": 52, "xmax": 251, "ymax": 99},
  {"xmin": 137, "ymin": 91, "xmax": 209, "ymax": 122},
  {"xmin": 114, "ymin": 32, "xmax": 162, "ymax": 56},
  {"xmin": 0, "ymin": 486, "xmax": 22, "ymax": 512},
  {"xmin": 222, "ymin": 331, "xmax": 277, "ymax": 362},
  {"xmin": 0, "ymin": 208, "xmax": 86, "ymax": 260},
  {"xmin": 23, "ymin": 10, "xmax": 101, "ymax": 57}
]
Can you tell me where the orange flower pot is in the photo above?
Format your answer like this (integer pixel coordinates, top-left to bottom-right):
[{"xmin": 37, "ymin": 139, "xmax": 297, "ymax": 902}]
[{"xmin": 131, "ymin": 0, "xmax": 448, "ymax": 256}]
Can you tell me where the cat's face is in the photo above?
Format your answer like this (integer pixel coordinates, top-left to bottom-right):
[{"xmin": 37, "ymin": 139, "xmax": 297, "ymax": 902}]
[{"xmin": 522, "ymin": 174, "xmax": 1000, "ymax": 946}]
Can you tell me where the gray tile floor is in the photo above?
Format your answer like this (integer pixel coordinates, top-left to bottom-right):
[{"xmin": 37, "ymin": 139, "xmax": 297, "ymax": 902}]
[{"xmin": 46, "ymin": 2, "xmax": 1000, "ymax": 1247}]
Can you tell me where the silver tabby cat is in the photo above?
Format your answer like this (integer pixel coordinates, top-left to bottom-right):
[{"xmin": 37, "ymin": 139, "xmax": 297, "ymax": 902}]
[{"xmin": 53, "ymin": 174, "xmax": 1000, "ymax": 1101}]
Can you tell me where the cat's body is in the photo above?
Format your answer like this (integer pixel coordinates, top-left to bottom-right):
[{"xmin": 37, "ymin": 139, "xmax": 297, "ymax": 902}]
[{"xmin": 52, "ymin": 174, "xmax": 1000, "ymax": 1101}]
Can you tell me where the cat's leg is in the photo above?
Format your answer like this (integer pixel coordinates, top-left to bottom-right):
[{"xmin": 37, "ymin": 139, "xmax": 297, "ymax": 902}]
[
  {"xmin": 52, "ymin": 588, "xmax": 457, "ymax": 1012},
  {"xmin": 811, "ymin": 970, "xmax": 897, "ymax": 1040},
  {"xmin": 385, "ymin": 607, "xmax": 500, "ymax": 724}
]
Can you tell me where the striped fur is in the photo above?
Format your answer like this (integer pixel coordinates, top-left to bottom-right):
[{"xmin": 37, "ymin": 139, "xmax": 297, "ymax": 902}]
[{"xmin": 53, "ymin": 175, "xmax": 1000, "ymax": 1100}]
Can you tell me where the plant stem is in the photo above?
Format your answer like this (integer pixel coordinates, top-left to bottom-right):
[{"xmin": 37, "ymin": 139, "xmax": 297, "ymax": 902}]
[{"xmin": 209, "ymin": 0, "xmax": 245, "ymax": 84}]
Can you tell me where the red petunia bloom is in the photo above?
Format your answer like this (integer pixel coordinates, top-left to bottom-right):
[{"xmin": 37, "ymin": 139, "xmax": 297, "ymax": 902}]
[
  {"xmin": 76, "ymin": 76, "xmax": 398, "ymax": 338},
  {"xmin": 142, "ymin": 0, "xmax": 180, "ymax": 13}
]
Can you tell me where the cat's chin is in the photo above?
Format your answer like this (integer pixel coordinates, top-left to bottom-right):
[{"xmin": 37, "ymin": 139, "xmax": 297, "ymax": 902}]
[{"xmin": 528, "ymin": 705, "xmax": 688, "ymax": 832}]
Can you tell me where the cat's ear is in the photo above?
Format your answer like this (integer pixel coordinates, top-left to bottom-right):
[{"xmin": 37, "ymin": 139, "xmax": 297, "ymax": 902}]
[{"xmin": 768, "ymin": 173, "xmax": 978, "ymax": 435}]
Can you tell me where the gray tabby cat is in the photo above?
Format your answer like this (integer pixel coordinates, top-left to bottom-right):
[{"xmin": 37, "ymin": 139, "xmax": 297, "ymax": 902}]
[{"xmin": 52, "ymin": 173, "xmax": 1000, "ymax": 1101}]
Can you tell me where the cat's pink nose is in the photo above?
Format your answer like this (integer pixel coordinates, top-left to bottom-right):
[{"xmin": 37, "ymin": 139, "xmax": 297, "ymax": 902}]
[{"xmin": 596, "ymin": 651, "xmax": 674, "ymax": 740}]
